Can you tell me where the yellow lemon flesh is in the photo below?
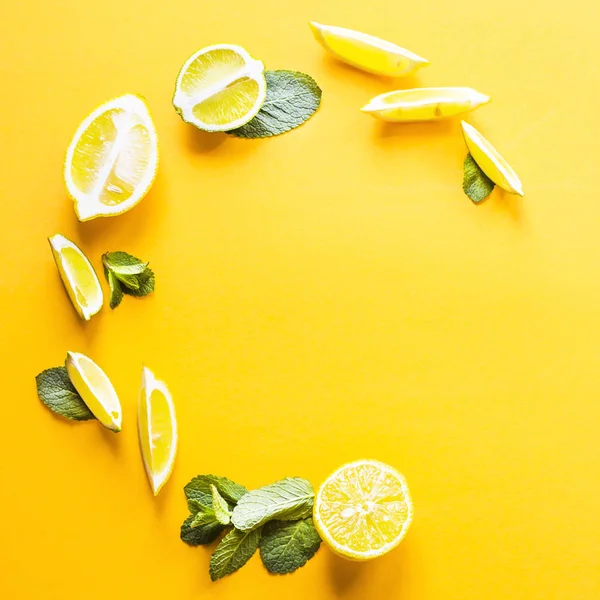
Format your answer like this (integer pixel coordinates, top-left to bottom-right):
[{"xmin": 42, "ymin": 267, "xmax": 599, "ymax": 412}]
[
  {"xmin": 64, "ymin": 94, "xmax": 158, "ymax": 221},
  {"xmin": 48, "ymin": 234, "xmax": 103, "ymax": 320},
  {"xmin": 314, "ymin": 459, "xmax": 413, "ymax": 561},
  {"xmin": 173, "ymin": 44, "xmax": 266, "ymax": 132},
  {"xmin": 65, "ymin": 352, "xmax": 122, "ymax": 432},
  {"xmin": 138, "ymin": 367, "xmax": 177, "ymax": 495},
  {"xmin": 461, "ymin": 121, "xmax": 524, "ymax": 196},
  {"xmin": 362, "ymin": 87, "xmax": 490, "ymax": 122},
  {"xmin": 309, "ymin": 22, "xmax": 428, "ymax": 77}
]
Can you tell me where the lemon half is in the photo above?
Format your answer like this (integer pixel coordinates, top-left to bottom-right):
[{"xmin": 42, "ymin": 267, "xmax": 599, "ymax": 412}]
[
  {"xmin": 64, "ymin": 94, "xmax": 159, "ymax": 221},
  {"xmin": 138, "ymin": 366, "xmax": 177, "ymax": 495},
  {"xmin": 173, "ymin": 44, "xmax": 266, "ymax": 132},
  {"xmin": 48, "ymin": 233, "xmax": 103, "ymax": 320},
  {"xmin": 314, "ymin": 459, "xmax": 413, "ymax": 561}
]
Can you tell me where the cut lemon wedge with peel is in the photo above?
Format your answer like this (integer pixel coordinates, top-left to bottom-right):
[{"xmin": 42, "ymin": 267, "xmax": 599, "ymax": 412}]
[
  {"xmin": 48, "ymin": 234, "xmax": 103, "ymax": 320},
  {"xmin": 64, "ymin": 94, "xmax": 158, "ymax": 221},
  {"xmin": 314, "ymin": 459, "xmax": 413, "ymax": 561},
  {"xmin": 362, "ymin": 87, "xmax": 490, "ymax": 122},
  {"xmin": 173, "ymin": 44, "xmax": 266, "ymax": 132},
  {"xmin": 461, "ymin": 121, "xmax": 524, "ymax": 196},
  {"xmin": 138, "ymin": 367, "xmax": 177, "ymax": 495},
  {"xmin": 65, "ymin": 352, "xmax": 122, "ymax": 432},
  {"xmin": 309, "ymin": 22, "xmax": 428, "ymax": 77}
]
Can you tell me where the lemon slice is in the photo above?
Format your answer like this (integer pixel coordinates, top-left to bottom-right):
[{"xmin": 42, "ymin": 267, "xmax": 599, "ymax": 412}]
[
  {"xmin": 361, "ymin": 87, "xmax": 490, "ymax": 122},
  {"xmin": 65, "ymin": 352, "xmax": 122, "ymax": 432},
  {"xmin": 138, "ymin": 367, "xmax": 177, "ymax": 495},
  {"xmin": 64, "ymin": 94, "xmax": 158, "ymax": 222},
  {"xmin": 309, "ymin": 22, "xmax": 428, "ymax": 77},
  {"xmin": 173, "ymin": 44, "xmax": 266, "ymax": 132},
  {"xmin": 461, "ymin": 121, "xmax": 524, "ymax": 196},
  {"xmin": 314, "ymin": 459, "xmax": 413, "ymax": 561},
  {"xmin": 48, "ymin": 234, "xmax": 103, "ymax": 320}
]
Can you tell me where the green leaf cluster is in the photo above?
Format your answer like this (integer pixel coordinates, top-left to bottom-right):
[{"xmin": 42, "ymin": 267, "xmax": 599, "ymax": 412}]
[
  {"xmin": 102, "ymin": 251, "xmax": 155, "ymax": 309},
  {"xmin": 181, "ymin": 474, "xmax": 321, "ymax": 580}
]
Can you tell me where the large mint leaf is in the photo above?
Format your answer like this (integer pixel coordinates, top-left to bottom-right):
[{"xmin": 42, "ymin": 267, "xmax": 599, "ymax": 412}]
[
  {"xmin": 259, "ymin": 517, "xmax": 322, "ymax": 574},
  {"xmin": 228, "ymin": 70, "xmax": 321, "ymax": 139},
  {"xmin": 35, "ymin": 367, "xmax": 95, "ymax": 421},
  {"xmin": 185, "ymin": 475, "xmax": 248, "ymax": 505},
  {"xmin": 180, "ymin": 514, "xmax": 225, "ymax": 546},
  {"xmin": 463, "ymin": 153, "xmax": 495, "ymax": 204},
  {"xmin": 231, "ymin": 478, "xmax": 314, "ymax": 531},
  {"xmin": 209, "ymin": 527, "xmax": 262, "ymax": 581}
]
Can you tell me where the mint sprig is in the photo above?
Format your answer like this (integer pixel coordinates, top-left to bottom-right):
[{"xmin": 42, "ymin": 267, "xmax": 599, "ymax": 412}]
[
  {"xmin": 463, "ymin": 153, "xmax": 495, "ymax": 204},
  {"xmin": 228, "ymin": 70, "xmax": 322, "ymax": 139},
  {"xmin": 35, "ymin": 366, "xmax": 95, "ymax": 421},
  {"xmin": 181, "ymin": 474, "xmax": 321, "ymax": 580},
  {"xmin": 102, "ymin": 251, "xmax": 155, "ymax": 309}
]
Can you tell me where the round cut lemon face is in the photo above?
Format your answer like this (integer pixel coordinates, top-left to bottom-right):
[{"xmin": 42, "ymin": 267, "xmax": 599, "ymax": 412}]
[
  {"xmin": 173, "ymin": 44, "xmax": 266, "ymax": 132},
  {"xmin": 314, "ymin": 460, "xmax": 413, "ymax": 560},
  {"xmin": 64, "ymin": 94, "xmax": 158, "ymax": 221}
]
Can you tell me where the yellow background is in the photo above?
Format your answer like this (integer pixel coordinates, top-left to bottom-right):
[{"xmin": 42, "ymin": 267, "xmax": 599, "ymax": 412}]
[{"xmin": 1, "ymin": 0, "xmax": 599, "ymax": 598}]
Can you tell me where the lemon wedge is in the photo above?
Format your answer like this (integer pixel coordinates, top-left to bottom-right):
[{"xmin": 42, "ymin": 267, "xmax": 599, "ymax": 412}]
[
  {"xmin": 138, "ymin": 367, "xmax": 177, "ymax": 495},
  {"xmin": 173, "ymin": 44, "xmax": 266, "ymax": 132},
  {"xmin": 309, "ymin": 22, "xmax": 428, "ymax": 77},
  {"xmin": 314, "ymin": 459, "xmax": 413, "ymax": 561},
  {"xmin": 361, "ymin": 87, "xmax": 490, "ymax": 122},
  {"xmin": 48, "ymin": 234, "xmax": 103, "ymax": 320},
  {"xmin": 64, "ymin": 94, "xmax": 158, "ymax": 222},
  {"xmin": 461, "ymin": 121, "xmax": 524, "ymax": 196},
  {"xmin": 65, "ymin": 352, "xmax": 122, "ymax": 432}
]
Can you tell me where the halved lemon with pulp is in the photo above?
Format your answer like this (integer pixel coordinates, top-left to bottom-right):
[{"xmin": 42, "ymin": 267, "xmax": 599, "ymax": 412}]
[
  {"xmin": 48, "ymin": 234, "xmax": 103, "ymax": 320},
  {"xmin": 309, "ymin": 22, "xmax": 428, "ymax": 77},
  {"xmin": 65, "ymin": 352, "xmax": 122, "ymax": 432},
  {"xmin": 64, "ymin": 94, "xmax": 159, "ymax": 221},
  {"xmin": 173, "ymin": 44, "xmax": 266, "ymax": 132},
  {"xmin": 461, "ymin": 121, "xmax": 524, "ymax": 196},
  {"xmin": 138, "ymin": 366, "xmax": 177, "ymax": 495},
  {"xmin": 361, "ymin": 87, "xmax": 490, "ymax": 122},
  {"xmin": 314, "ymin": 459, "xmax": 413, "ymax": 561}
]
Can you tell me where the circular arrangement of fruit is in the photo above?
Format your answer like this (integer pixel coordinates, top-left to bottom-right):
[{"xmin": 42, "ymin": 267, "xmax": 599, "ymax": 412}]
[{"xmin": 35, "ymin": 21, "xmax": 524, "ymax": 581}]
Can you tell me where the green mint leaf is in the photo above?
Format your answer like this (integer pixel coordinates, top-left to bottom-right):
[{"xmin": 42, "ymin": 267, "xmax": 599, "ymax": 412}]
[
  {"xmin": 231, "ymin": 478, "xmax": 314, "ymax": 531},
  {"xmin": 35, "ymin": 367, "xmax": 95, "ymax": 421},
  {"xmin": 211, "ymin": 485, "xmax": 232, "ymax": 525},
  {"xmin": 114, "ymin": 272, "xmax": 140, "ymax": 290},
  {"xmin": 102, "ymin": 251, "xmax": 148, "ymax": 275},
  {"xmin": 121, "ymin": 267, "xmax": 155, "ymax": 297},
  {"xmin": 209, "ymin": 527, "xmax": 262, "ymax": 581},
  {"xmin": 463, "ymin": 153, "xmax": 495, "ymax": 204},
  {"xmin": 180, "ymin": 514, "xmax": 225, "ymax": 546},
  {"xmin": 228, "ymin": 70, "xmax": 321, "ymax": 139},
  {"xmin": 106, "ymin": 270, "xmax": 124, "ymax": 309},
  {"xmin": 259, "ymin": 517, "xmax": 322, "ymax": 574},
  {"xmin": 190, "ymin": 506, "xmax": 218, "ymax": 529},
  {"xmin": 185, "ymin": 475, "xmax": 248, "ymax": 505}
]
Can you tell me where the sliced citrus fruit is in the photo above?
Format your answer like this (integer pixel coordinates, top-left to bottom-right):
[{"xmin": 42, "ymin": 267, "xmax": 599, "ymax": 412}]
[
  {"xmin": 48, "ymin": 234, "xmax": 103, "ymax": 320},
  {"xmin": 461, "ymin": 121, "xmax": 524, "ymax": 196},
  {"xmin": 314, "ymin": 459, "xmax": 413, "ymax": 561},
  {"xmin": 64, "ymin": 94, "xmax": 159, "ymax": 221},
  {"xmin": 138, "ymin": 366, "xmax": 177, "ymax": 495},
  {"xmin": 173, "ymin": 44, "xmax": 266, "ymax": 132},
  {"xmin": 309, "ymin": 22, "xmax": 428, "ymax": 77},
  {"xmin": 65, "ymin": 352, "xmax": 122, "ymax": 432},
  {"xmin": 361, "ymin": 87, "xmax": 490, "ymax": 122}
]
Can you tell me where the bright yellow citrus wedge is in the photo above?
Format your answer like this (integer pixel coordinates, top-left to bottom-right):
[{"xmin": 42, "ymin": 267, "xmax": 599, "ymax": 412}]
[
  {"xmin": 309, "ymin": 22, "xmax": 428, "ymax": 77},
  {"xmin": 64, "ymin": 94, "xmax": 159, "ymax": 221},
  {"xmin": 173, "ymin": 44, "xmax": 266, "ymax": 132},
  {"xmin": 48, "ymin": 234, "xmax": 103, "ymax": 320},
  {"xmin": 65, "ymin": 352, "xmax": 122, "ymax": 432},
  {"xmin": 314, "ymin": 459, "xmax": 413, "ymax": 561},
  {"xmin": 461, "ymin": 121, "xmax": 524, "ymax": 196},
  {"xmin": 361, "ymin": 87, "xmax": 490, "ymax": 122},
  {"xmin": 138, "ymin": 366, "xmax": 177, "ymax": 495}
]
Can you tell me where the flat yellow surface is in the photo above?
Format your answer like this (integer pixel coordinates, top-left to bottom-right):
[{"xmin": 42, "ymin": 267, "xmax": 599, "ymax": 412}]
[{"xmin": 1, "ymin": 1, "xmax": 599, "ymax": 598}]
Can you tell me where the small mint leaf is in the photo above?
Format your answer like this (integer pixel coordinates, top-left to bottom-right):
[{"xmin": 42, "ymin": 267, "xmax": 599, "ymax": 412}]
[
  {"xmin": 228, "ymin": 70, "xmax": 321, "ymax": 139},
  {"xmin": 35, "ymin": 367, "xmax": 95, "ymax": 421},
  {"xmin": 106, "ymin": 271, "xmax": 124, "ymax": 309},
  {"xmin": 102, "ymin": 251, "xmax": 148, "ymax": 275},
  {"xmin": 209, "ymin": 527, "xmax": 262, "ymax": 581},
  {"xmin": 121, "ymin": 267, "xmax": 154, "ymax": 297},
  {"xmin": 185, "ymin": 475, "xmax": 248, "ymax": 505},
  {"xmin": 180, "ymin": 514, "xmax": 225, "ymax": 546},
  {"xmin": 259, "ymin": 517, "xmax": 322, "ymax": 574},
  {"xmin": 190, "ymin": 505, "xmax": 218, "ymax": 529},
  {"xmin": 211, "ymin": 485, "xmax": 232, "ymax": 525},
  {"xmin": 463, "ymin": 153, "xmax": 495, "ymax": 204}
]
